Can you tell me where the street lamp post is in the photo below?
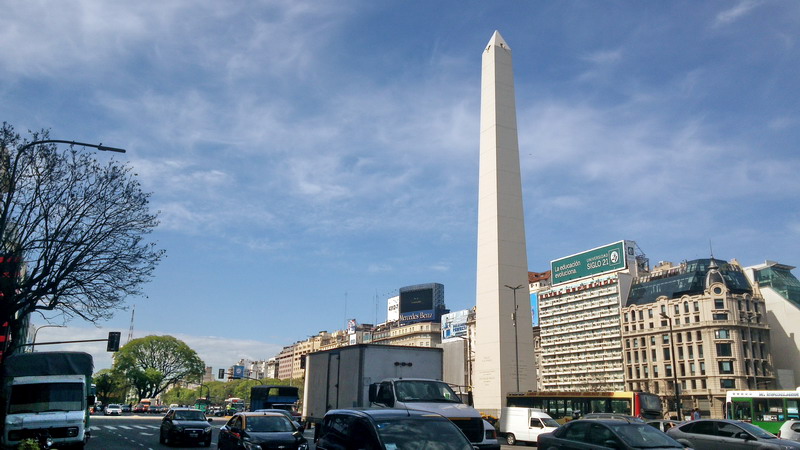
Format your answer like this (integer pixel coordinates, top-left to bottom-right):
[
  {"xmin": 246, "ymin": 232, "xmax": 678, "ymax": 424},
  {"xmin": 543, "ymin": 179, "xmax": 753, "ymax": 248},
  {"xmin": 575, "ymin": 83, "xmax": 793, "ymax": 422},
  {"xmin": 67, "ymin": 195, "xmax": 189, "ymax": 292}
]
[
  {"xmin": 31, "ymin": 324, "xmax": 65, "ymax": 351},
  {"xmin": 1, "ymin": 139, "xmax": 126, "ymax": 243},
  {"xmin": 742, "ymin": 312, "xmax": 757, "ymax": 389},
  {"xmin": 505, "ymin": 284, "xmax": 524, "ymax": 392},
  {"xmin": 660, "ymin": 312, "xmax": 681, "ymax": 419}
]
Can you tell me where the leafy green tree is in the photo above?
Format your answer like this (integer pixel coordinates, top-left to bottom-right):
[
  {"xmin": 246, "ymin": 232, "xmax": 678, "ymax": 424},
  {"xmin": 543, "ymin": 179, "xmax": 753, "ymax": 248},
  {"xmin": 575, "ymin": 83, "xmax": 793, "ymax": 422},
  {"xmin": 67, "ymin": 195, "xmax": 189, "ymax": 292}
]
[
  {"xmin": 93, "ymin": 369, "xmax": 127, "ymax": 405},
  {"xmin": 0, "ymin": 123, "xmax": 163, "ymax": 357},
  {"xmin": 162, "ymin": 386, "xmax": 198, "ymax": 407},
  {"xmin": 112, "ymin": 335, "xmax": 204, "ymax": 400}
]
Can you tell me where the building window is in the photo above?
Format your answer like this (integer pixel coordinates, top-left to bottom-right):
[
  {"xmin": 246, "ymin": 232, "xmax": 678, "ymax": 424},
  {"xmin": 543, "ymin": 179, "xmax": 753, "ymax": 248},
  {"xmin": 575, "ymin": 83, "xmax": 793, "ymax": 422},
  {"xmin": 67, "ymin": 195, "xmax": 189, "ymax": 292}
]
[
  {"xmin": 678, "ymin": 346, "xmax": 684, "ymax": 360},
  {"xmin": 701, "ymin": 379, "xmax": 707, "ymax": 389},
  {"xmin": 638, "ymin": 310, "xmax": 644, "ymax": 321},
  {"xmin": 648, "ymin": 310, "xmax": 653, "ymax": 319},
  {"xmin": 666, "ymin": 364, "xmax": 673, "ymax": 377},
  {"xmin": 694, "ymin": 301, "xmax": 699, "ymax": 312},
  {"xmin": 713, "ymin": 313, "xmax": 729, "ymax": 320},
  {"xmin": 677, "ymin": 333, "xmax": 683, "ymax": 343},
  {"xmin": 690, "ymin": 362, "xmax": 696, "ymax": 375},
  {"xmin": 664, "ymin": 348, "xmax": 671, "ymax": 361},
  {"xmin": 714, "ymin": 298, "xmax": 725, "ymax": 309},
  {"xmin": 662, "ymin": 334, "xmax": 670, "ymax": 344},
  {"xmin": 721, "ymin": 379, "xmax": 736, "ymax": 389},
  {"xmin": 700, "ymin": 362, "xmax": 706, "ymax": 375},
  {"xmin": 696, "ymin": 331, "xmax": 702, "ymax": 340},
  {"xmin": 716, "ymin": 329, "xmax": 730, "ymax": 339},
  {"xmin": 674, "ymin": 305, "xmax": 680, "ymax": 315},
  {"xmin": 686, "ymin": 332, "xmax": 692, "ymax": 342},
  {"xmin": 642, "ymin": 350, "xmax": 647, "ymax": 362},
  {"xmin": 719, "ymin": 361, "xmax": 734, "ymax": 374},
  {"xmin": 698, "ymin": 344, "xmax": 704, "ymax": 358},
  {"xmin": 688, "ymin": 346, "xmax": 694, "ymax": 359},
  {"xmin": 684, "ymin": 302, "xmax": 689, "ymax": 313},
  {"xmin": 653, "ymin": 366, "xmax": 659, "ymax": 377},
  {"xmin": 651, "ymin": 336, "xmax": 656, "ymax": 345},
  {"xmin": 716, "ymin": 343, "xmax": 732, "ymax": 356},
  {"xmin": 694, "ymin": 315, "xmax": 700, "ymax": 323},
  {"xmin": 652, "ymin": 349, "xmax": 657, "ymax": 362}
]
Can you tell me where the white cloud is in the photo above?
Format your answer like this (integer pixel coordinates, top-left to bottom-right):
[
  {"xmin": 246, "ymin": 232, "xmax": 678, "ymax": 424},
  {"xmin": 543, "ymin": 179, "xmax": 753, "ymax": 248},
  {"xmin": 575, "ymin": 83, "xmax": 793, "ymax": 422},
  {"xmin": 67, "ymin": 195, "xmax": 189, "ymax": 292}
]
[{"xmin": 713, "ymin": 0, "xmax": 763, "ymax": 27}]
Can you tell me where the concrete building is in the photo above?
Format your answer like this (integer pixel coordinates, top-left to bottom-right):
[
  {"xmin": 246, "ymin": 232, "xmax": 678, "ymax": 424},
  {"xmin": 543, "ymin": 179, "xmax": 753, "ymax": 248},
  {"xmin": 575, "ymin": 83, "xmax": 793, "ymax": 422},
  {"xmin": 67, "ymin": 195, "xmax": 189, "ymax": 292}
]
[
  {"xmin": 372, "ymin": 321, "xmax": 441, "ymax": 347},
  {"xmin": 743, "ymin": 261, "xmax": 800, "ymax": 389},
  {"xmin": 623, "ymin": 258, "xmax": 774, "ymax": 418},
  {"xmin": 474, "ymin": 30, "xmax": 537, "ymax": 414}
]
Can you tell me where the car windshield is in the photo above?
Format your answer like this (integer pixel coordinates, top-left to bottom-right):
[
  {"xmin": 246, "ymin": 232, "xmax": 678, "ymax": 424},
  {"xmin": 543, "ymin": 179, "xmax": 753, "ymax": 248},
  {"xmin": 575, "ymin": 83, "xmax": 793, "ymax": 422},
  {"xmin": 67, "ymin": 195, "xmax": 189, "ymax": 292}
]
[
  {"xmin": 394, "ymin": 381, "xmax": 461, "ymax": 403},
  {"xmin": 611, "ymin": 423, "xmax": 683, "ymax": 448},
  {"xmin": 246, "ymin": 416, "xmax": 294, "ymax": 433},
  {"xmin": 736, "ymin": 421, "xmax": 778, "ymax": 439},
  {"xmin": 375, "ymin": 417, "xmax": 472, "ymax": 450},
  {"xmin": 9, "ymin": 382, "xmax": 83, "ymax": 413},
  {"xmin": 542, "ymin": 418, "xmax": 560, "ymax": 427},
  {"xmin": 175, "ymin": 411, "xmax": 207, "ymax": 421}
]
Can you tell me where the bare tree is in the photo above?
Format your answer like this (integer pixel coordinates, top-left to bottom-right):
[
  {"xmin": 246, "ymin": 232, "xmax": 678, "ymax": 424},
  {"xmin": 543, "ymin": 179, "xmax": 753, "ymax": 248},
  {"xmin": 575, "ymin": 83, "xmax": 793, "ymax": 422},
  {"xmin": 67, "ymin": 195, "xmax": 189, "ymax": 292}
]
[{"xmin": 0, "ymin": 122, "xmax": 164, "ymax": 356}]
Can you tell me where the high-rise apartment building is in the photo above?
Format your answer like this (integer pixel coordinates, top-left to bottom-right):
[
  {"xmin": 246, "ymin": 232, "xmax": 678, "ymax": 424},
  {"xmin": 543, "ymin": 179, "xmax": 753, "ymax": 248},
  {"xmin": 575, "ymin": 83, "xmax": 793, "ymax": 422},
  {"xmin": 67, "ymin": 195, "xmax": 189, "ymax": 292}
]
[{"xmin": 538, "ymin": 241, "xmax": 643, "ymax": 391}]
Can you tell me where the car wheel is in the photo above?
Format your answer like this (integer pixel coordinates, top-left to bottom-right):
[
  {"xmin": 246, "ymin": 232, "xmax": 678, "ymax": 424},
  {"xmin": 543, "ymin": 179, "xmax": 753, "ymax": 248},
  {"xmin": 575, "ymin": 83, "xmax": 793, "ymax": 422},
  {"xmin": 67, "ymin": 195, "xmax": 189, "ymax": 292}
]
[
  {"xmin": 506, "ymin": 433, "xmax": 517, "ymax": 445},
  {"xmin": 159, "ymin": 430, "xmax": 165, "ymax": 444},
  {"xmin": 163, "ymin": 431, "xmax": 172, "ymax": 447}
]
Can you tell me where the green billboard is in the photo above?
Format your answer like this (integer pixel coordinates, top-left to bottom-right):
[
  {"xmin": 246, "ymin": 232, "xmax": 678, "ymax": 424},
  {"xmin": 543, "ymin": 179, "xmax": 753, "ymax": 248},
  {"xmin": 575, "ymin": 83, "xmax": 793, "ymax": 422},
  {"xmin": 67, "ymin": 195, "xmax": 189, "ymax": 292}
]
[{"xmin": 551, "ymin": 241, "xmax": 627, "ymax": 285}]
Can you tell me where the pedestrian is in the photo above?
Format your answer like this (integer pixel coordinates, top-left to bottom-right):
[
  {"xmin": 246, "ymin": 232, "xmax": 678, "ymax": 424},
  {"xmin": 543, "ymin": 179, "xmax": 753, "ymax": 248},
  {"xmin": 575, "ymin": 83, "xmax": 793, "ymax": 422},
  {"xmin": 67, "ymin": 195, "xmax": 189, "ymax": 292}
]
[{"xmin": 692, "ymin": 408, "xmax": 701, "ymax": 420}]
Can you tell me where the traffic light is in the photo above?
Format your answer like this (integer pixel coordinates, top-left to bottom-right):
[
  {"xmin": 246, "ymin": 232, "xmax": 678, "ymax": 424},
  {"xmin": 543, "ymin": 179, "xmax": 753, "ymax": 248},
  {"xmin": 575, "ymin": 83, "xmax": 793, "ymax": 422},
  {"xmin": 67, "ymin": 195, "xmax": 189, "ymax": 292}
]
[
  {"xmin": 218, "ymin": 368, "xmax": 225, "ymax": 379},
  {"xmin": 106, "ymin": 331, "xmax": 121, "ymax": 352}
]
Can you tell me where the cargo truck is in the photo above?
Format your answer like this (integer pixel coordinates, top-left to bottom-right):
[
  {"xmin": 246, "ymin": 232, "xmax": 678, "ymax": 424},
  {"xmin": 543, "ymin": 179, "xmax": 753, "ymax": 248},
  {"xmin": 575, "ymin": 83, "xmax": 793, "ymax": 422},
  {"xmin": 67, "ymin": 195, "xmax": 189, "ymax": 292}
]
[
  {"xmin": 303, "ymin": 344, "xmax": 498, "ymax": 449},
  {"xmin": 1, "ymin": 351, "xmax": 95, "ymax": 449}
]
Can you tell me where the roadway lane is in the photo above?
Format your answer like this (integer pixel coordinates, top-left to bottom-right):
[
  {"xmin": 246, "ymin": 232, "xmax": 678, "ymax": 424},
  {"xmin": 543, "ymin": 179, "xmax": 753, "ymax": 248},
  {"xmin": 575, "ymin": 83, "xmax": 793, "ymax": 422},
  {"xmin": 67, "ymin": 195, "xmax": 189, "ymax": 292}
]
[{"xmin": 87, "ymin": 414, "xmax": 318, "ymax": 449}]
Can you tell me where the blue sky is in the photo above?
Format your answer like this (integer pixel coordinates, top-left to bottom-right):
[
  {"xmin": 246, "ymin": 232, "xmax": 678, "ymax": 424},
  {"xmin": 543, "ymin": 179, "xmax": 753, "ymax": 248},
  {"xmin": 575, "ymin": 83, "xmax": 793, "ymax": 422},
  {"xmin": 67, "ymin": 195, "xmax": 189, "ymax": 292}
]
[{"xmin": 3, "ymin": 1, "xmax": 798, "ymax": 372}]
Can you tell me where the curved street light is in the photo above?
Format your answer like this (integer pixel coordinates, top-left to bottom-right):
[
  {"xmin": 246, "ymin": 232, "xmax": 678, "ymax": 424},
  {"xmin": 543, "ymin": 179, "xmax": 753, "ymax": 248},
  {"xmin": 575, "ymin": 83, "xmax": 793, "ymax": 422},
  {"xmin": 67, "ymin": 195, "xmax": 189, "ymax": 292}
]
[
  {"xmin": 0, "ymin": 139, "xmax": 126, "ymax": 245},
  {"xmin": 31, "ymin": 324, "xmax": 65, "ymax": 351}
]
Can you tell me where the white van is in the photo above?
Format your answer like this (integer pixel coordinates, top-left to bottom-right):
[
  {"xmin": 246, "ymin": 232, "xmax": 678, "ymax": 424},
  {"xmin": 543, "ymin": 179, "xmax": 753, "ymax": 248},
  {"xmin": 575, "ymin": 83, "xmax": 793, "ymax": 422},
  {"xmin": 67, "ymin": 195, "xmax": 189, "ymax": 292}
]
[{"xmin": 499, "ymin": 407, "xmax": 560, "ymax": 445}]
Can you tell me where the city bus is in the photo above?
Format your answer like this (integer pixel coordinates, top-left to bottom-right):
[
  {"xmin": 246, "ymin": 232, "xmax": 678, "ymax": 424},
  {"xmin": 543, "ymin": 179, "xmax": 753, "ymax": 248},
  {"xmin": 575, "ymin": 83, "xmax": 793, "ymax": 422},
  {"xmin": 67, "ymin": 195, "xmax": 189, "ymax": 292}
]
[
  {"xmin": 725, "ymin": 390, "xmax": 800, "ymax": 434},
  {"xmin": 506, "ymin": 391, "xmax": 663, "ymax": 422}
]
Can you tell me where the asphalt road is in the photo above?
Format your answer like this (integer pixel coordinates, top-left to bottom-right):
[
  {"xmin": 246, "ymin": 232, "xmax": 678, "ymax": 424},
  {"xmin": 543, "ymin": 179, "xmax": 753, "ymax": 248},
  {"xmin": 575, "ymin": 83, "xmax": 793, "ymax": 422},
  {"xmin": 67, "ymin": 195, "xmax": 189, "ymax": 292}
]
[{"xmin": 87, "ymin": 414, "xmax": 517, "ymax": 449}]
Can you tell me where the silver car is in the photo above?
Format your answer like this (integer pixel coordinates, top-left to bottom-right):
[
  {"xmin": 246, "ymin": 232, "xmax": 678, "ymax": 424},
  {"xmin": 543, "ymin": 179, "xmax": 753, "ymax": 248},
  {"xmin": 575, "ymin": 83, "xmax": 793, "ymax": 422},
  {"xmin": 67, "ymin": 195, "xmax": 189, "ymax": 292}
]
[
  {"xmin": 667, "ymin": 418, "xmax": 800, "ymax": 449},
  {"xmin": 780, "ymin": 420, "xmax": 800, "ymax": 441}
]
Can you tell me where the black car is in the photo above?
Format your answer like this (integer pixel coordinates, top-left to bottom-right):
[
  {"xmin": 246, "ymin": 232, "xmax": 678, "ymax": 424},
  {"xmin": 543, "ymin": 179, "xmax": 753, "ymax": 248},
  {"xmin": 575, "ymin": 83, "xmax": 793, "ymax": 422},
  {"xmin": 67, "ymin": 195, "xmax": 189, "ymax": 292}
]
[
  {"xmin": 538, "ymin": 418, "xmax": 686, "ymax": 449},
  {"xmin": 218, "ymin": 411, "xmax": 307, "ymax": 450},
  {"xmin": 316, "ymin": 408, "xmax": 474, "ymax": 450},
  {"xmin": 159, "ymin": 407, "xmax": 213, "ymax": 447}
]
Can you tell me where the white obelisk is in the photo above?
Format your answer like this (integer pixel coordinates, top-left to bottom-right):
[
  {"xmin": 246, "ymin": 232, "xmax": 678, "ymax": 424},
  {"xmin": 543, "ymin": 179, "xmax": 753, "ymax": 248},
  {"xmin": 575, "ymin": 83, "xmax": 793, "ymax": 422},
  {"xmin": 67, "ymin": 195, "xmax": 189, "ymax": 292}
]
[{"xmin": 474, "ymin": 31, "xmax": 536, "ymax": 414}]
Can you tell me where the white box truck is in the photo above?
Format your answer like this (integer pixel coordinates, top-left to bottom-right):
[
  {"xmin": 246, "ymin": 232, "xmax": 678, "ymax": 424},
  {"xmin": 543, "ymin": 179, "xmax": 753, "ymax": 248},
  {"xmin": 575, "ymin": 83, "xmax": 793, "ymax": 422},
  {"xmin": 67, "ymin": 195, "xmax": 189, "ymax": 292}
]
[
  {"xmin": 1, "ymin": 351, "xmax": 95, "ymax": 449},
  {"xmin": 303, "ymin": 344, "xmax": 499, "ymax": 449},
  {"xmin": 498, "ymin": 407, "xmax": 559, "ymax": 446}
]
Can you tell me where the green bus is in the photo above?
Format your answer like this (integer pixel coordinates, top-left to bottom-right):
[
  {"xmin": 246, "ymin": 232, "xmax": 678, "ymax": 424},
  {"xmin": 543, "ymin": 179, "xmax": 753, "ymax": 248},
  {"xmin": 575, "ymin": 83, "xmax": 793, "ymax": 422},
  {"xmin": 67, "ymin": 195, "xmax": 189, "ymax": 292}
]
[{"xmin": 725, "ymin": 390, "xmax": 800, "ymax": 434}]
